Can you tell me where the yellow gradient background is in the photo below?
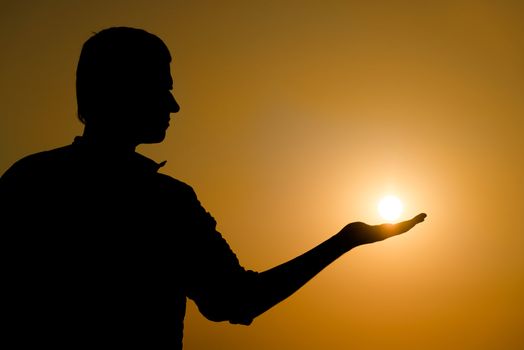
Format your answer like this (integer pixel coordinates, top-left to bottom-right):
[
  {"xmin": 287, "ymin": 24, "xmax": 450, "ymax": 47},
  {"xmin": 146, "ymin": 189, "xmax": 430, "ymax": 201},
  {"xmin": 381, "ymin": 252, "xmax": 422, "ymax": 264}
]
[{"xmin": 1, "ymin": 1, "xmax": 523, "ymax": 349}]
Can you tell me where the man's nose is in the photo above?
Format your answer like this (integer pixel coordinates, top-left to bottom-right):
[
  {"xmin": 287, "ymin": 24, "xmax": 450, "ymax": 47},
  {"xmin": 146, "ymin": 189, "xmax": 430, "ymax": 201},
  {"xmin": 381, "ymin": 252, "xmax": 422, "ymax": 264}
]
[{"xmin": 169, "ymin": 93, "xmax": 180, "ymax": 113}]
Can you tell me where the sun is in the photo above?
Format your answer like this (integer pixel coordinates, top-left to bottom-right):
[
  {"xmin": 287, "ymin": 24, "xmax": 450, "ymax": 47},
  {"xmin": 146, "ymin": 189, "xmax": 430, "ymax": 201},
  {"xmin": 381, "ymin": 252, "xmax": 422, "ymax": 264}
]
[{"xmin": 378, "ymin": 195, "xmax": 403, "ymax": 221}]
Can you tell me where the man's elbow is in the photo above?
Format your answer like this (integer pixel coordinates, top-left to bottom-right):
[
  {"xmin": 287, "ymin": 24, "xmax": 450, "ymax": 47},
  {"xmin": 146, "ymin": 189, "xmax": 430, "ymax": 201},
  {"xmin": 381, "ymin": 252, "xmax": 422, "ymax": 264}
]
[{"xmin": 197, "ymin": 301, "xmax": 255, "ymax": 326}]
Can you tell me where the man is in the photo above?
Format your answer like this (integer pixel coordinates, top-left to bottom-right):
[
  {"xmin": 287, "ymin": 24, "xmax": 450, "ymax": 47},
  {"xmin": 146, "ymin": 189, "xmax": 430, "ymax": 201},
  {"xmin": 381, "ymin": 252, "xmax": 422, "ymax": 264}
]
[{"xmin": 0, "ymin": 27, "xmax": 426, "ymax": 349}]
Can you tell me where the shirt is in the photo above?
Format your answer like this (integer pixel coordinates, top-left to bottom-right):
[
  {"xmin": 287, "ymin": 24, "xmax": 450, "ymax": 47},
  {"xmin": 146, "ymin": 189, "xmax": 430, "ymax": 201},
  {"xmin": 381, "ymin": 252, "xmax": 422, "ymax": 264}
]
[{"xmin": 0, "ymin": 137, "xmax": 258, "ymax": 349}]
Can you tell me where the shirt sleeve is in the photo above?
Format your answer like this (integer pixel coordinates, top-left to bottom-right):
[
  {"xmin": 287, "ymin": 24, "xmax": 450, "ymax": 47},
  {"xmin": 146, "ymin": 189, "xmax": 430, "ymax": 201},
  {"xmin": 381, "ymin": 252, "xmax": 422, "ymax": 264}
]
[{"xmin": 179, "ymin": 185, "xmax": 259, "ymax": 325}]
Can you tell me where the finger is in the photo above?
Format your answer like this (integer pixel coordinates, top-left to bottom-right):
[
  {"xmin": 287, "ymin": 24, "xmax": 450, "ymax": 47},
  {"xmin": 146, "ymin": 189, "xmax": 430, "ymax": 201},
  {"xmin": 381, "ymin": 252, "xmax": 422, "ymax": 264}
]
[
  {"xmin": 380, "ymin": 213, "xmax": 427, "ymax": 237},
  {"xmin": 396, "ymin": 213, "xmax": 427, "ymax": 231},
  {"xmin": 413, "ymin": 213, "xmax": 427, "ymax": 223}
]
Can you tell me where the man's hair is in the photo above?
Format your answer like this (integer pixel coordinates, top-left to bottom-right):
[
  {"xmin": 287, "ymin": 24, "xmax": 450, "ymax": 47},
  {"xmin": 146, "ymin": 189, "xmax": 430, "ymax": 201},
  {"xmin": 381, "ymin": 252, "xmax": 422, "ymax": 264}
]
[{"xmin": 75, "ymin": 27, "xmax": 171, "ymax": 124}]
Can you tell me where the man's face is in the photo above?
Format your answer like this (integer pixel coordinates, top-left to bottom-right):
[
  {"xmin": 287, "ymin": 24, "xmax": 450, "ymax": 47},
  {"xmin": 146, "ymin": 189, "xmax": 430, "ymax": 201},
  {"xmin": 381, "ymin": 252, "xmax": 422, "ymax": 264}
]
[{"xmin": 124, "ymin": 60, "xmax": 180, "ymax": 144}]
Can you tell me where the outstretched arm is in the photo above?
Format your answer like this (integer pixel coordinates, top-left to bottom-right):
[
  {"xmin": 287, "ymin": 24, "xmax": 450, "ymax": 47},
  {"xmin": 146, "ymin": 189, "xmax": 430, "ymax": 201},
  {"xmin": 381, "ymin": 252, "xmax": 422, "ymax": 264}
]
[{"xmin": 243, "ymin": 213, "xmax": 427, "ymax": 321}]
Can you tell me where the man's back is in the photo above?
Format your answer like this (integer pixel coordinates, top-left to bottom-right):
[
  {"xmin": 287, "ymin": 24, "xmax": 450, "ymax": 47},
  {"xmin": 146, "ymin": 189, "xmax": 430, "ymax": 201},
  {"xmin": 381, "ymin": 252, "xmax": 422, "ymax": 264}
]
[{"xmin": 1, "ymin": 137, "xmax": 192, "ymax": 347}]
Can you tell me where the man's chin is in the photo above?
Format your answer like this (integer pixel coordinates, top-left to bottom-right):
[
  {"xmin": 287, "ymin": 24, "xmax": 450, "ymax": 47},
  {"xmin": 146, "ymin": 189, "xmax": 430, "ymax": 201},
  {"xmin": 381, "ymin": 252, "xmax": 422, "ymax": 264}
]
[{"xmin": 140, "ymin": 131, "xmax": 166, "ymax": 144}]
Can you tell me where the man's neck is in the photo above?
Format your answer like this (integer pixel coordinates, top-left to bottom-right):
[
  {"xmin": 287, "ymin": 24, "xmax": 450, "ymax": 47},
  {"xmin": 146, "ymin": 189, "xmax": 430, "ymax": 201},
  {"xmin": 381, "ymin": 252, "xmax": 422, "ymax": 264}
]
[{"xmin": 81, "ymin": 127, "xmax": 138, "ymax": 153}]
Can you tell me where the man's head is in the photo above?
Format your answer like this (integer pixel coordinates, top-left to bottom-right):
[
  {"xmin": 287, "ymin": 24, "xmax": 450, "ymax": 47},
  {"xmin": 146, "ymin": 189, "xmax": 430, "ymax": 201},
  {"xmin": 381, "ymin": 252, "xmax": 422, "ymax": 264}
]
[{"xmin": 76, "ymin": 27, "xmax": 179, "ymax": 145}]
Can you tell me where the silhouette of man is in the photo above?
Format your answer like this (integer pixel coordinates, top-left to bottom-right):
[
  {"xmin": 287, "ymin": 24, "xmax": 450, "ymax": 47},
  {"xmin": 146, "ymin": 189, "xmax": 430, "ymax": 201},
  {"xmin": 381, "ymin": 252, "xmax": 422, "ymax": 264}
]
[{"xmin": 0, "ymin": 27, "xmax": 426, "ymax": 349}]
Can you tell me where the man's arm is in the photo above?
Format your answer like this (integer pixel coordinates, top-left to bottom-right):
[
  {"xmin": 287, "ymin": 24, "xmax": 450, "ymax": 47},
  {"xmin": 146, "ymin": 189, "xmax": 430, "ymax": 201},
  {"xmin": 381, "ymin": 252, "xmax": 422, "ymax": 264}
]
[
  {"xmin": 183, "ymin": 184, "xmax": 426, "ymax": 325},
  {"xmin": 237, "ymin": 213, "xmax": 427, "ymax": 322}
]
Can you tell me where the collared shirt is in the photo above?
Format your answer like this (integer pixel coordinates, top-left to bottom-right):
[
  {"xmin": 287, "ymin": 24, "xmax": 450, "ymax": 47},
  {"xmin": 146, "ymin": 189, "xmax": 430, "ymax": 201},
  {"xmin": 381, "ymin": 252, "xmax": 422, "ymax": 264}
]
[{"xmin": 1, "ymin": 137, "xmax": 257, "ymax": 349}]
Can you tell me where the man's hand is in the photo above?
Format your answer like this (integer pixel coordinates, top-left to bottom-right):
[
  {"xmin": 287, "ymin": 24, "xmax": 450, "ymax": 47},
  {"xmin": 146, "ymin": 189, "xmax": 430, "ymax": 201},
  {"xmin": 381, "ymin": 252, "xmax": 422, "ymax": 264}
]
[{"xmin": 340, "ymin": 213, "xmax": 427, "ymax": 248}]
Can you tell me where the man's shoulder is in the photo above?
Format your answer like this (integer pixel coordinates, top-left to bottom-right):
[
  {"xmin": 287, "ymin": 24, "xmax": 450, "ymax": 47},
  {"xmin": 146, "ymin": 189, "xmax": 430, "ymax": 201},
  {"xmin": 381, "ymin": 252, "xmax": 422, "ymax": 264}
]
[{"xmin": 1, "ymin": 145, "xmax": 74, "ymax": 178}]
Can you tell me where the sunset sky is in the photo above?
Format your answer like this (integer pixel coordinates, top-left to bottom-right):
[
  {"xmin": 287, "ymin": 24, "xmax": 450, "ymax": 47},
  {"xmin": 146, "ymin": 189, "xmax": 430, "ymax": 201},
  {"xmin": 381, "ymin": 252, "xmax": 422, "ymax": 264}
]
[{"xmin": 1, "ymin": 1, "xmax": 523, "ymax": 349}]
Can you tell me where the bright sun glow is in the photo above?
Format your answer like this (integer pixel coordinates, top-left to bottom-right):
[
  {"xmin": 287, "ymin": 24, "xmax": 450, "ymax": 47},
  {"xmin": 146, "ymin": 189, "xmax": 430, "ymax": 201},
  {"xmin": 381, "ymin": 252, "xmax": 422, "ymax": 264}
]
[{"xmin": 378, "ymin": 195, "xmax": 403, "ymax": 221}]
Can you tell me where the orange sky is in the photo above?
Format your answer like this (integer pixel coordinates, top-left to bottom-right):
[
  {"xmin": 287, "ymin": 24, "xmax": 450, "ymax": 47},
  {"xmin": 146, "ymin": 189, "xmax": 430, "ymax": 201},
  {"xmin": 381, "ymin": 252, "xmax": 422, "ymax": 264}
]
[{"xmin": 1, "ymin": 1, "xmax": 523, "ymax": 349}]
